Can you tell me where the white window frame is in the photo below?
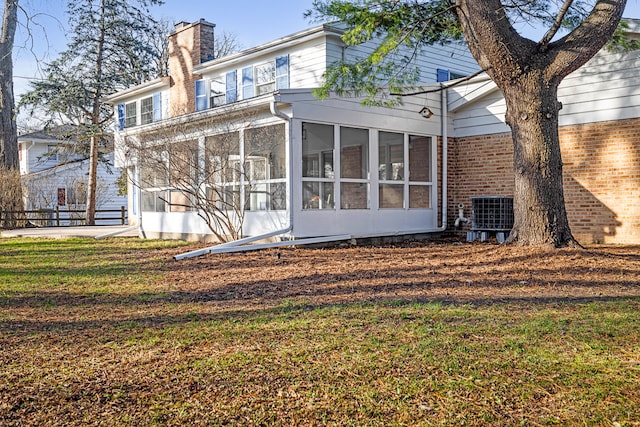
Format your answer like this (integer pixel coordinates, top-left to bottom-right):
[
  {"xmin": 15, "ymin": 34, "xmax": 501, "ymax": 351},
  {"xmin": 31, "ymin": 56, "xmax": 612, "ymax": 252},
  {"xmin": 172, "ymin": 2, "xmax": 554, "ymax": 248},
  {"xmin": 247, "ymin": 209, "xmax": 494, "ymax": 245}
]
[{"xmin": 124, "ymin": 101, "xmax": 137, "ymax": 128}]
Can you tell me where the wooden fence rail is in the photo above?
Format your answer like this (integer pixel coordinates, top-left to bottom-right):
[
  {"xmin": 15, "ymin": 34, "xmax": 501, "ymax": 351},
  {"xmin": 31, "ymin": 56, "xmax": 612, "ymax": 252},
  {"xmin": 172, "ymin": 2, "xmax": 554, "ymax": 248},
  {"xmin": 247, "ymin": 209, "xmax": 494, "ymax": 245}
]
[{"xmin": 0, "ymin": 206, "xmax": 127, "ymax": 228}]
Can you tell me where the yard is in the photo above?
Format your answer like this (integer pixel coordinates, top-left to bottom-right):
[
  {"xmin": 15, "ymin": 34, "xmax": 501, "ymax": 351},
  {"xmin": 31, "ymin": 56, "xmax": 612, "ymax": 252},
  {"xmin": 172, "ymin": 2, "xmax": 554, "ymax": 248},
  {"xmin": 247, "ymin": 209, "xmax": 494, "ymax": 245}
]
[{"xmin": 1, "ymin": 237, "xmax": 639, "ymax": 426}]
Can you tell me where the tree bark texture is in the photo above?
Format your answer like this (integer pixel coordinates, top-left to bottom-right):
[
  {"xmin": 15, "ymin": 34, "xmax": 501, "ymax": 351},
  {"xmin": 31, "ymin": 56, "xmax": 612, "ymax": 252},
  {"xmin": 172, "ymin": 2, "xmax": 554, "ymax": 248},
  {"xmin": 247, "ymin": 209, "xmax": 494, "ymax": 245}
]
[
  {"xmin": 0, "ymin": 0, "xmax": 18, "ymax": 169},
  {"xmin": 455, "ymin": 0, "xmax": 626, "ymax": 246},
  {"xmin": 85, "ymin": 0, "xmax": 107, "ymax": 225}
]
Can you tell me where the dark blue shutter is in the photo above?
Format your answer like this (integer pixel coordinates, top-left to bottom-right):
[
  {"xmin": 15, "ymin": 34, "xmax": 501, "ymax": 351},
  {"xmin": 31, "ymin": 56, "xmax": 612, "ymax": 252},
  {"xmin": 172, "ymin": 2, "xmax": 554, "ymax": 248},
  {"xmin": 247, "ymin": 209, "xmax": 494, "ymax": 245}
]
[
  {"xmin": 226, "ymin": 70, "xmax": 237, "ymax": 103},
  {"xmin": 117, "ymin": 103, "xmax": 125, "ymax": 130},
  {"xmin": 195, "ymin": 80, "xmax": 208, "ymax": 111},
  {"xmin": 242, "ymin": 66, "xmax": 254, "ymax": 99},
  {"xmin": 436, "ymin": 69, "xmax": 450, "ymax": 82},
  {"xmin": 275, "ymin": 55, "xmax": 289, "ymax": 90},
  {"xmin": 152, "ymin": 93, "xmax": 162, "ymax": 122}
]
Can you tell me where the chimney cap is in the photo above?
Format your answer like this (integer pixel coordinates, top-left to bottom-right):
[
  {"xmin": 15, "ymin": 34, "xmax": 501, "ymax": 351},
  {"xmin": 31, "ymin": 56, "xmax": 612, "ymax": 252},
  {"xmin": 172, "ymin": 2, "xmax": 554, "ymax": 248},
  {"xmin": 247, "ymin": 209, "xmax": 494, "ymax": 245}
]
[{"xmin": 173, "ymin": 19, "xmax": 216, "ymax": 32}]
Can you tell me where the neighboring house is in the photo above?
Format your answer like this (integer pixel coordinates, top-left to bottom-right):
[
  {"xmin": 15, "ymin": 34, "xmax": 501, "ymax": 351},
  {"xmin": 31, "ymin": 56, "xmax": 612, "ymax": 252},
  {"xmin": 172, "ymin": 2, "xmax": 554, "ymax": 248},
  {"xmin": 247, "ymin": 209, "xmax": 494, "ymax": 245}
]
[
  {"xmin": 108, "ymin": 18, "xmax": 640, "ymax": 245},
  {"xmin": 18, "ymin": 127, "xmax": 127, "ymax": 225}
]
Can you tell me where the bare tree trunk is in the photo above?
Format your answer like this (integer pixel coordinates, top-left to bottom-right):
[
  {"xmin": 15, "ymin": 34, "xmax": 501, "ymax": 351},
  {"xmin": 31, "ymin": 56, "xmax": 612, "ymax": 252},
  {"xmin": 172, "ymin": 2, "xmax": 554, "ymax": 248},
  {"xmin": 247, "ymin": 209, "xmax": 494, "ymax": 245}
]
[
  {"xmin": 85, "ymin": 134, "xmax": 99, "ymax": 225},
  {"xmin": 85, "ymin": 0, "xmax": 106, "ymax": 225},
  {"xmin": 0, "ymin": 0, "xmax": 18, "ymax": 169},
  {"xmin": 502, "ymin": 77, "xmax": 577, "ymax": 247},
  {"xmin": 0, "ymin": 0, "xmax": 23, "ymax": 228}
]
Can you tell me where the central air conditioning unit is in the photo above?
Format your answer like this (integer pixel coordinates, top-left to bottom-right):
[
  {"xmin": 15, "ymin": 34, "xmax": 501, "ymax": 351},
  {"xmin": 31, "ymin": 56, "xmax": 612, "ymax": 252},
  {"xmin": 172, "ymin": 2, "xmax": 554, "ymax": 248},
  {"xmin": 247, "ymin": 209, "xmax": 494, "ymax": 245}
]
[{"xmin": 467, "ymin": 196, "xmax": 514, "ymax": 243}]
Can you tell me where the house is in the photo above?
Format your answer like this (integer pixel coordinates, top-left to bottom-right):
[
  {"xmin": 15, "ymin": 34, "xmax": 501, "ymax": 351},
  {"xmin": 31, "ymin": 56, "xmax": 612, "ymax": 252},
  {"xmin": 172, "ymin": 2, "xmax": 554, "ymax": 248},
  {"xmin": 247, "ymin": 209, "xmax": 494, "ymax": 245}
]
[
  {"xmin": 18, "ymin": 126, "xmax": 127, "ymax": 225},
  {"xmin": 108, "ymin": 18, "xmax": 640, "ymax": 245}
]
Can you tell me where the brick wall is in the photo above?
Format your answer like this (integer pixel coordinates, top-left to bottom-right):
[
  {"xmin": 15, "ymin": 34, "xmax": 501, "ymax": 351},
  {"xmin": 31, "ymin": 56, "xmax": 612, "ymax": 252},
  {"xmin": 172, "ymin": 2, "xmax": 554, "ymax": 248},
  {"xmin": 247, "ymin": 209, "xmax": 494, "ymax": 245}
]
[
  {"xmin": 168, "ymin": 20, "xmax": 215, "ymax": 117},
  {"xmin": 449, "ymin": 117, "xmax": 640, "ymax": 244}
]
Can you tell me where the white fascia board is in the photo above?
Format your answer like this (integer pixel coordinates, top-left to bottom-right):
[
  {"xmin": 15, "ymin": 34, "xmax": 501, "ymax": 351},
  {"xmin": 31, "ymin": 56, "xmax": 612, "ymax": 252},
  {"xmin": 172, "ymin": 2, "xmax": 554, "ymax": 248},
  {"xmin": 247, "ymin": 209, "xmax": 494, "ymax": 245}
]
[
  {"xmin": 103, "ymin": 76, "xmax": 171, "ymax": 105},
  {"xmin": 447, "ymin": 74, "xmax": 499, "ymax": 113},
  {"xmin": 193, "ymin": 24, "xmax": 345, "ymax": 75}
]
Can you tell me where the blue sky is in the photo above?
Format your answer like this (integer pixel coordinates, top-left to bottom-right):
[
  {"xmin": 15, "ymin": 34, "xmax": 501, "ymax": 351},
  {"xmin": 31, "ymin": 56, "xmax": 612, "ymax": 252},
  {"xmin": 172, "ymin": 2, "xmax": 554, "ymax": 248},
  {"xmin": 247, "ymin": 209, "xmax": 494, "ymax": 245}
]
[{"xmin": 12, "ymin": 0, "xmax": 640, "ymax": 100}]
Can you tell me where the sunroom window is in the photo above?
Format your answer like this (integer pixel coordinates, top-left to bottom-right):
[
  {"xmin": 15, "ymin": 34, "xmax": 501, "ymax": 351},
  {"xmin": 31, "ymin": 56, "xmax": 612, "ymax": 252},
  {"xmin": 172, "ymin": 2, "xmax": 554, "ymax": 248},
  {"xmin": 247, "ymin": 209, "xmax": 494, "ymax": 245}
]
[
  {"xmin": 244, "ymin": 124, "xmax": 286, "ymax": 211},
  {"xmin": 378, "ymin": 131, "xmax": 404, "ymax": 209},
  {"xmin": 302, "ymin": 122, "xmax": 335, "ymax": 210},
  {"xmin": 340, "ymin": 127, "xmax": 369, "ymax": 210}
]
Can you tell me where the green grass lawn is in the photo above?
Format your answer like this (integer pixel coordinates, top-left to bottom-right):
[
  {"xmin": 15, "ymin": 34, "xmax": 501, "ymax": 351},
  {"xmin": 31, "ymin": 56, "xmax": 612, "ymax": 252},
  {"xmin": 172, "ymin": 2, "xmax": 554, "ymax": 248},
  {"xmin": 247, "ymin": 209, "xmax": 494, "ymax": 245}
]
[{"xmin": 1, "ymin": 237, "xmax": 639, "ymax": 426}]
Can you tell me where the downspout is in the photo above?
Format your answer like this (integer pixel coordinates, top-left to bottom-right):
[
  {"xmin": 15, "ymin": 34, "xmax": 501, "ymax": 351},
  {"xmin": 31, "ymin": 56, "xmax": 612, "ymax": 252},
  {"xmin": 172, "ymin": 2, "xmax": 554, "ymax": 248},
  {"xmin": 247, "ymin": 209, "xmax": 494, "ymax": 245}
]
[
  {"xmin": 437, "ymin": 83, "xmax": 448, "ymax": 232},
  {"xmin": 269, "ymin": 98, "xmax": 295, "ymax": 237}
]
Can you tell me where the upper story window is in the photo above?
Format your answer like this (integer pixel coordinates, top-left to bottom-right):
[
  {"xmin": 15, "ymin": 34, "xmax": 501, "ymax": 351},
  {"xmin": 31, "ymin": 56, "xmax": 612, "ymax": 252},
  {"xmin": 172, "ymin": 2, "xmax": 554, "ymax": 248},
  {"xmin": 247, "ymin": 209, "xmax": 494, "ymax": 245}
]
[
  {"xmin": 255, "ymin": 61, "xmax": 276, "ymax": 95},
  {"xmin": 437, "ymin": 68, "xmax": 466, "ymax": 82},
  {"xmin": 242, "ymin": 55, "xmax": 289, "ymax": 100},
  {"xmin": 117, "ymin": 92, "xmax": 162, "ymax": 130},
  {"xmin": 125, "ymin": 102, "xmax": 137, "ymax": 128},
  {"xmin": 141, "ymin": 97, "xmax": 153, "ymax": 125},
  {"xmin": 195, "ymin": 55, "xmax": 290, "ymax": 112}
]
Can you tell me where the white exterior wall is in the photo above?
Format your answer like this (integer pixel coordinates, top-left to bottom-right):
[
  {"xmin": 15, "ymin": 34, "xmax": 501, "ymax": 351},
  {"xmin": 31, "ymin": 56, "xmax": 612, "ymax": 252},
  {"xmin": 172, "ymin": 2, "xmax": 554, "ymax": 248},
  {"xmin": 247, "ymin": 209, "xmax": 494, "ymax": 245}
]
[
  {"xmin": 450, "ymin": 46, "xmax": 640, "ymax": 138},
  {"xmin": 343, "ymin": 38, "xmax": 479, "ymax": 83},
  {"xmin": 280, "ymin": 91, "xmax": 444, "ymax": 239},
  {"xmin": 23, "ymin": 156, "xmax": 127, "ymax": 225}
]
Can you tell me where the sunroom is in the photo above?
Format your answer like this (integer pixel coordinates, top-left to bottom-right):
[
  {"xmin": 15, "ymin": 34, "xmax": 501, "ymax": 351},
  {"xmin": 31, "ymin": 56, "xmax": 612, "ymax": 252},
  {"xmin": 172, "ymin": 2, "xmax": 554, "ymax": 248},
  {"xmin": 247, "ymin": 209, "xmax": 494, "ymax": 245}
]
[{"xmin": 118, "ymin": 87, "xmax": 445, "ymax": 243}]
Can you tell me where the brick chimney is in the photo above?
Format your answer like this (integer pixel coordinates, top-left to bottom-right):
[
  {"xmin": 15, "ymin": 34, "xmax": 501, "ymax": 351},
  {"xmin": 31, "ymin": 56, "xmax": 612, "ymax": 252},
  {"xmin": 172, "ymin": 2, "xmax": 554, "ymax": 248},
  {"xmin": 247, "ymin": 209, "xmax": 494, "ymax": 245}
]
[{"xmin": 168, "ymin": 19, "xmax": 216, "ymax": 116}]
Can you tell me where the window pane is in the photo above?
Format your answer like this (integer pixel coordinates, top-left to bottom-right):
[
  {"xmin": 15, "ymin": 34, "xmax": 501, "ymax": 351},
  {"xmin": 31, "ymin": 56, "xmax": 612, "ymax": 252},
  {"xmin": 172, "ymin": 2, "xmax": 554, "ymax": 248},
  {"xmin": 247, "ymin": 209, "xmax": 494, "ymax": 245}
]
[
  {"xmin": 341, "ymin": 127, "xmax": 369, "ymax": 179},
  {"xmin": 125, "ymin": 102, "xmax": 137, "ymax": 128},
  {"xmin": 141, "ymin": 97, "xmax": 153, "ymax": 125},
  {"xmin": 303, "ymin": 181, "xmax": 334, "ymax": 210},
  {"xmin": 276, "ymin": 55, "xmax": 289, "ymax": 89},
  {"xmin": 409, "ymin": 185, "xmax": 431, "ymax": 208},
  {"xmin": 195, "ymin": 80, "xmax": 208, "ymax": 111},
  {"xmin": 142, "ymin": 190, "xmax": 165, "ymax": 212},
  {"xmin": 269, "ymin": 182, "xmax": 286, "ymax": 210},
  {"xmin": 247, "ymin": 183, "xmax": 267, "ymax": 211},
  {"xmin": 245, "ymin": 124, "xmax": 286, "ymax": 180},
  {"xmin": 256, "ymin": 62, "xmax": 275, "ymax": 85},
  {"xmin": 302, "ymin": 123, "xmax": 334, "ymax": 178},
  {"xmin": 341, "ymin": 182, "xmax": 368, "ymax": 209},
  {"xmin": 379, "ymin": 131, "xmax": 404, "ymax": 181},
  {"xmin": 409, "ymin": 135, "xmax": 432, "ymax": 182},
  {"xmin": 210, "ymin": 76, "xmax": 226, "ymax": 106},
  {"xmin": 205, "ymin": 132, "xmax": 240, "ymax": 184},
  {"xmin": 242, "ymin": 66, "xmax": 254, "ymax": 99},
  {"xmin": 226, "ymin": 70, "xmax": 237, "ymax": 103},
  {"xmin": 379, "ymin": 184, "xmax": 404, "ymax": 208}
]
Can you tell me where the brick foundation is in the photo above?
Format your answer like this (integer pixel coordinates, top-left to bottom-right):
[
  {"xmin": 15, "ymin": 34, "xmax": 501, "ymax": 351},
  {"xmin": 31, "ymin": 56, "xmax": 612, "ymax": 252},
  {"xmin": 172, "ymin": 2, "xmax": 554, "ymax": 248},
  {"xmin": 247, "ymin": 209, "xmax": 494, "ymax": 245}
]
[{"xmin": 449, "ymin": 118, "xmax": 640, "ymax": 244}]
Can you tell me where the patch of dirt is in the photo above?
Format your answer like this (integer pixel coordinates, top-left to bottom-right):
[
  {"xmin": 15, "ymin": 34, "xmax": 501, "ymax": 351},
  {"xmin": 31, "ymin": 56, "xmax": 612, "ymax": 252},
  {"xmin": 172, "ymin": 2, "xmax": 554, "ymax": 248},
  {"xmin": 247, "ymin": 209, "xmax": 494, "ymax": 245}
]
[{"xmin": 163, "ymin": 240, "xmax": 640, "ymax": 310}]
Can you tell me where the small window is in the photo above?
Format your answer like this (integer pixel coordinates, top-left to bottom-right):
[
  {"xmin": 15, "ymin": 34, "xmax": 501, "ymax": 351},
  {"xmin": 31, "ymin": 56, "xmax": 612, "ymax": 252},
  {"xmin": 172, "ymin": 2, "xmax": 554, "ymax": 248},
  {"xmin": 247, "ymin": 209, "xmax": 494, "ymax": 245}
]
[
  {"xmin": 141, "ymin": 97, "xmax": 153, "ymax": 125},
  {"xmin": 125, "ymin": 102, "xmax": 137, "ymax": 128},
  {"xmin": 57, "ymin": 188, "xmax": 66, "ymax": 206}
]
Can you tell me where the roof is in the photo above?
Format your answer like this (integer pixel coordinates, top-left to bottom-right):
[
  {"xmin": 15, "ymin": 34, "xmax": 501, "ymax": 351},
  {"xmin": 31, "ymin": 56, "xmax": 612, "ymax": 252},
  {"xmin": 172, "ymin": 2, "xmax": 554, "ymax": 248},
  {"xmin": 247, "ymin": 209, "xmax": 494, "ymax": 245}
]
[{"xmin": 18, "ymin": 124, "xmax": 77, "ymax": 142}]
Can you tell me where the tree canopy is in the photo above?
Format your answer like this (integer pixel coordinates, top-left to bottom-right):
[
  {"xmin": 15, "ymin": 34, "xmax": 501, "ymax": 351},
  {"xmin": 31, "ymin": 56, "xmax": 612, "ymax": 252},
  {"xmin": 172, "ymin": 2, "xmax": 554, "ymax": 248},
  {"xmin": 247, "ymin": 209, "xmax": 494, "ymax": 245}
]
[{"xmin": 19, "ymin": 0, "xmax": 163, "ymax": 224}]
